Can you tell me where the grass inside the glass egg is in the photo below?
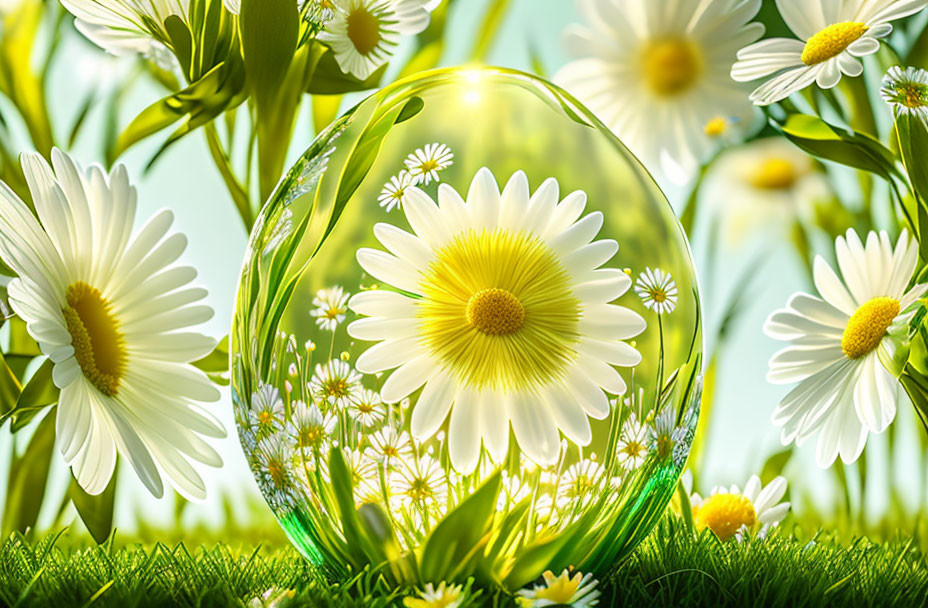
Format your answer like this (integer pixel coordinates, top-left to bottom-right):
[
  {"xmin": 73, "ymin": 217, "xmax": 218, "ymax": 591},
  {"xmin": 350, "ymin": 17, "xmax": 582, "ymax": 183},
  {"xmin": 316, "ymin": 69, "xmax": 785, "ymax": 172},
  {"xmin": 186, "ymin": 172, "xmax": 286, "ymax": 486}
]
[{"xmin": 2, "ymin": 518, "xmax": 927, "ymax": 607}]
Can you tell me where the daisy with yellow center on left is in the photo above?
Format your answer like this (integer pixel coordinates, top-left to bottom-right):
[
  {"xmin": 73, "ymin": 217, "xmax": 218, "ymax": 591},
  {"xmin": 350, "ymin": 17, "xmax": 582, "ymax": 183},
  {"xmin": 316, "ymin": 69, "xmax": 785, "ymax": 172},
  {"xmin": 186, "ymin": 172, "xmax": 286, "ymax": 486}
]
[
  {"xmin": 691, "ymin": 475, "xmax": 789, "ymax": 540},
  {"xmin": 516, "ymin": 569, "xmax": 601, "ymax": 608},
  {"xmin": 732, "ymin": 0, "xmax": 928, "ymax": 106},
  {"xmin": 765, "ymin": 229, "xmax": 926, "ymax": 466},
  {"xmin": 318, "ymin": 0, "xmax": 438, "ymax": 80},
  {"xmin": 881, "ymin": 66, "xmax": 928, "ymax": 119},
  {"xmin": 555, "ymin": 0, "xmax": 763, "ymax": 179},
  {"xmin": 348, "ymin": 167, "xmax": 646, "ymax": 472},
  {"xmin": 0, "ymin": 149, "xmax": 224, "ymax": 498}
]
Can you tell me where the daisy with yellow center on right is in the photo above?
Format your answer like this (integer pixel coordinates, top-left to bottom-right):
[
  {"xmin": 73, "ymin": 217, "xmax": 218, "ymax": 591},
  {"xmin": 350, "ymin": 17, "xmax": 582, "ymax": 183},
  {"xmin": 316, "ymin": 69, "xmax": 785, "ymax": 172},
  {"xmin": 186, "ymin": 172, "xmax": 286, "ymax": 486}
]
[
  {"xmin": 318, "ymin": 0, "xmax": 437, "ymax": 80},
  {"xmin": 691, "ymin": 475, "xmax": 790, "ymax": 540},
  {"xmin": 765, "ymin": 229, "xmax": 926, "ymax": 466},
  {"xmin": 348, "ymin": 167, "xmax": 646, "ymax": 472},
  {"xmin": 881, "ymin": 66, "xmax": 928, "ymax": 119},
  {"xmin": 555, "ymin": 0, "xmax": 763, "ymax": 179},
  {"xmin": 404, "ymin": 143, "xmax": 453, "ymax": 186},
  {"xmin": 732, "ymin": 0, "xmax": 928, "ymax": 105},
  {"xmin": 516, "ymin": 569, "xmax": 601, "ymax": 608},
  {"xmin": 0, "ymin": 149, "xmax": 224, "ymax": 499}
]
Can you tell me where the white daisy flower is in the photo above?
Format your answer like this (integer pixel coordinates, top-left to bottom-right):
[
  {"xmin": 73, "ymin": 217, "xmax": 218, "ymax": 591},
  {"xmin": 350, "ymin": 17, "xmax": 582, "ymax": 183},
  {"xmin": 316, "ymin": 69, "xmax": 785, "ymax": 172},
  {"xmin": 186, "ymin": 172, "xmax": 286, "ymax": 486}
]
[
  {"xmin": 349, "ymin": 388, "xmax": 386, "ymax": 428},
  {"xmin": 555, "ymin": 0, "xmax": 763, "ymax": 178},
  {"xmin": 378, "ymin": 170, "xmax": 415, "ymax": 212},
  {"xmin": 60, "ymin": 0, "xmax": 187, "ymax": 64},
  {"xmin": 348, "ymin": 168, "xmax": 646, "ymax": 472},
  {"xmin": 702, "ymin": 137, "xmax": 829, "ymax": 247},
  {"xmin": 309, "ymin": 358, "xmax": 362, "ymax": 409},
  {"xmin": 650, "ymin": 407, "xmax": 677, "ymax": 461},
  {"xmin": 555, "ymin": 459, "xmax": 604, "ymax": 510},
  {"xmin": 616, "ymin": 414, "xmax": 649, "ymax": 471},
  {"xmin": 404, "ymin": 143, "xmax": 454, "ymax": 186},
  {"xmin": 404, "ymin": 582, "xmax": 465, "ymax": 608},
  {"xmin": 256, "ymin": 431, "xmax": 299, "ymax": 511},
  {"xmin": 289, "ymin": 400, "xmax": 336, "ymax": 454},
  {"xmin": 635, "ymin": 268, "xmax": 678, "ymax": 315},
  {"xmin": 249, "ymin": 383, "xmax": 286, "ymax": 437},
  {"xmin": 691, "ymin": 475, "xmax": 789, "ymax": 540},
  {"xmin": 317, "ymin": 0, "xmax": 436, "ymax": 80},
  {"xmin": 516, "ymin": 569, "xmax": 601, "ymax": 607},
  {"xmin": 881, "ymin": 65, "xmax": 928, "ymax": 119},
  {"xmin": 393, "ymin": 454, "xmax": 447, "ymax": 507},
  {"xmin": 765, "ymin": 229, "xmax": 926, "ymax": 466},
  {"xmin": 732, "ymin": 0, "xmax": 928, "ymax": 106},
  {"xmin": 310, "ymin": 285, "xmax": 349, "ymax": 331},
  {"xmin": 366, "ymin": 425, "xmax": 413, "ymax": 462},
  {"xmin": 0, "ymin": 149, "xmax": 223, "ymax": 499}
]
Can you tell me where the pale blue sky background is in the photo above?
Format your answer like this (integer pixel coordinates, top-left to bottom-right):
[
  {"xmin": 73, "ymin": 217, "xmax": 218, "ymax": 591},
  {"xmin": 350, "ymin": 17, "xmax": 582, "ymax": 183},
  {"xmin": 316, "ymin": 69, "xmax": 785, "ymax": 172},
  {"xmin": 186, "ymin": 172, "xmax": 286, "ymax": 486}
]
[{"xmin": 3, "ymin": 0, "xmax": 923, "ymax": 533}]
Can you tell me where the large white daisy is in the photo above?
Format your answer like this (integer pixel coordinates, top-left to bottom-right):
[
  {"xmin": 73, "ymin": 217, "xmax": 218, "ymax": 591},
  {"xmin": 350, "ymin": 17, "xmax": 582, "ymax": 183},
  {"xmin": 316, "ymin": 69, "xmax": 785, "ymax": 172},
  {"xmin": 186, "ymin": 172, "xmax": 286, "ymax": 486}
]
[
  {"xmin": 0, "ymin": 149, "xmax": 224, "ymax": 499},
  {"xmin": 555, "ymin": 0, "xmax": 763, "ymax": 178},
  {"xmin": 347, "ymin": 167, "xmax": 646, "ymax": 472},
  {"xmin": 60, "ymin": 0, "xmax": 187, "ymax": 61},
  {"xmin": 317, "ymin": 0, "xmax": 436, "ymax": 80},
  {"xmin": 764, "ymin": 229, "xmax": 925, "ymax": 466},
  {"xmin": 732, "ymin": 0, "xmax": 928, "ymax": 106}
]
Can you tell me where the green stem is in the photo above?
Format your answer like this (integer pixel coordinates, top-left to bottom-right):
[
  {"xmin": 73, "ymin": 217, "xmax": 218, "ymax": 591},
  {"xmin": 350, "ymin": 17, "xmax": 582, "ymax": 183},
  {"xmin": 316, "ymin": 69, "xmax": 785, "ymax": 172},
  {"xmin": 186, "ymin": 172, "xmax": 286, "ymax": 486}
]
[
  {"xmin": 204, "ymin": 122, "xmax": 252, "ymax": 229},
  {"xmin": 676, "ymin": 478, "xmax": 695, "ymax": 536}
]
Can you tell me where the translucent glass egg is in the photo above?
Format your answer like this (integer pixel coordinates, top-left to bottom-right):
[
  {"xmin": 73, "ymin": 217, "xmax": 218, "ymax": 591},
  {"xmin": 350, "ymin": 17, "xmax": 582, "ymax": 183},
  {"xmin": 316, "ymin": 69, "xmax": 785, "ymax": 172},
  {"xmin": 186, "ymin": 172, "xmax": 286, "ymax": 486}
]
[{"xmin": 231, "ymin": 67, "xmax": 702, "ymax": 589}]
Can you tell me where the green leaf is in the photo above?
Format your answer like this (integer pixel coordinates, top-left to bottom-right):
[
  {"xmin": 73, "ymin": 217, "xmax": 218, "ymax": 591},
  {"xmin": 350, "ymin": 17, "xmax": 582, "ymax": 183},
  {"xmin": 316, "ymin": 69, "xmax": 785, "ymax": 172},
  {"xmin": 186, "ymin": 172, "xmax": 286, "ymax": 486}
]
[
  {"xmin": 0, "ymin": 350, "xmax": 22, "ymax": 420},
  {"xmin": 240, "ymin": 0, "xmax": 298, "ymax": 104},
  {"xmin": 395, "ymin": 96, "xmax": 424, "ymax": 125},
  {"xmin": 7, "ymin": 358, "xmax": 58, "ymax": 433},
  {"xmin": 192, "ymin": 336, "xmax": 230, "ymax": 385},
  {"xmin": 777, "ymin": 114, "xmax": 901, "ymax": 181},
  {"xmin": 327, "ymin": 447, "xmax": 383, "ymax": 567},
  {"xmin": 2, "ymin": 407, "xmax": 56, "ymax": 535},
  {"xmin": 760, "ymin": 447, "xmax": 794, "ymax": 484},
  {"xmin": 470, "ymin": 0, "xmax": 512, "ymax": 61},
  {"xmin": 894, "ymin": 113, "xmax": 928, "ymax": 250},
  {"xmin": 419, "ymin": 470, "xmax": 501, "ymax": 583},
  {"xmin": 312, "ymin": 94, "xmax": 343, "ymax": 135},
  {"xmin": 306, "ymin": 50, "xmax": 386, "ymax": 94},
  {"xmin": 69, "ymin": 463, "xmax": 118, "ymax": 545}
]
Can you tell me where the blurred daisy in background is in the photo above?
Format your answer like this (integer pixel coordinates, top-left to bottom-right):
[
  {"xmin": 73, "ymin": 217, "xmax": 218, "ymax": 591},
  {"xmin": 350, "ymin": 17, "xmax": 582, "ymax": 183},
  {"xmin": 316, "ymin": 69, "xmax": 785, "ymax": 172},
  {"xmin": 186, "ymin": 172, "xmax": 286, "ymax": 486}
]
[
  {"xmin": 702, "ymin": 137, "xmax": 830, "ymax": 247},
  {"xmin": 616, "ymin": 413, "xmax": 648, "ymax": 470},
  {"xmin": 348, "ymin": 168, "xmax": 645, "ymax": 472},
  {"xmin": 318, "ymin": 0, "xmax": 437, "ymax": 79},
  {"xmin": 0, "ymin": 149, "xmax": 224, "ymax": 500},
  {"xmin": 349, "ymin": 388, "xmax": 386, "ymax": 428},
  {"xmin": 309, "ymin": 358, "xmax": 361, "ymax": 408},
  {"xmin": 691, "ymin": 475, "xmax": 790, "ymax": 540},
  {"xmin": 881, "ymin": 65, "xmax": 928, "ymax": 119},
  {"xmin": 249, "ymin": 383, "xmax": 285, "ymax": 438},
  {"xmin": 310, "ymin": 286, "xmax": 349, "ymax": 331},
  {"xmin": 60, "ymin": 0, "xmax": 187, "ymax": 66},
  {"xmin": 765, "ymin": 229, "xmax": 925, "ymax": 466},
  {"xmin": 379, "ymin": 171, "xmax": 415, "ymax": 212},
  {"xmin": 516, "ymin": 569, "xmax": 601, "ymax": 608},
  {"xmin": 732, "ymin": 0, "xmax": 928, "ymax": 105},
  {"xmin": 405, "ymin": 143, "xmax": 454, "ymax": 185},
  {"xmin": 556, "ymin": 0, "xmax": 763, "ymax": 180}
]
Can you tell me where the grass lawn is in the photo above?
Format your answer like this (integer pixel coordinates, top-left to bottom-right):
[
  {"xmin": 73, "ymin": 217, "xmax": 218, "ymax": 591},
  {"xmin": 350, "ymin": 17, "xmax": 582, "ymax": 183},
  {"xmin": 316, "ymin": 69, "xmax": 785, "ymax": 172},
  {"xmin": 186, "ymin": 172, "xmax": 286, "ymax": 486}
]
[{"xmin": 2, "ymin": 520, "xmax": 927, "ymax": 607}]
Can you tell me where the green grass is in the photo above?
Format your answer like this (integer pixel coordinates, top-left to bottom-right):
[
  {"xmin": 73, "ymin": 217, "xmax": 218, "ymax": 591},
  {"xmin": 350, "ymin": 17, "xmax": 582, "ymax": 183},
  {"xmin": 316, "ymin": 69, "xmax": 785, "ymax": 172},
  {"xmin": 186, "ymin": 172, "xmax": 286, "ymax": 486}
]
[{"xmin": 2, "ymin": 520, "xmax": 928, "ymax": 607}]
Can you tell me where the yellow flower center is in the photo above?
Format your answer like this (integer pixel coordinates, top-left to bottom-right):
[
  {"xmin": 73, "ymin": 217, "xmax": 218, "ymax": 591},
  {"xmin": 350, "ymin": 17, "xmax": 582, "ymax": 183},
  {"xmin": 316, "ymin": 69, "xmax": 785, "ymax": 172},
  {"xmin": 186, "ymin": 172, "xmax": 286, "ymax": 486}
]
[
  {"xmin": 693, "ymin": 493, "xmax": 756, "ymax": 540},
  {"xmin": 704, "ymin": 116, "xmax": 728, "ymax": 137},
  {"xmin": 841, "ymin": 296, "xmax": 899, "ymax": 359},
  {"xmin": 62, "ymin": 282, "xmax": 127, "ymax": 397},
  {"xmin": 466, "ymin": 288, "xmax": 526, "ymax": 336},
  {"xmin": 325, "ymin": 378, "xmax": 348, "ymax": 397},
  {"xmin": 357, "ymin": 402, "xmax": 374, "ymax": 414},
  {"xmin": 750, "ymin": 157, "xmax": 799, "ymax": 190},
  {"xmin": 325, "ymin": 306, "xmax": 341, "ymax": 320},
  {"xmin": 418, "ymin": 159, "xmax": 440, "ymax": 173},
  {"xmin": 642, "ymin": 38, "xmax": 703, "ymax": 97},
  {"xmin": 258, "ymin": 411, "xmax": 273, "ymax": 425},
  {"xmin": 655, "ymin": 433, "xmax": 673, "ymax": 459},
  {"xmin": 300, "ymin": 427, "xmax": 324, "ymax": 446},
  {"xmin": 266, "ymin": 458, "xmax": 287, "ymax": 488},
  {"xmin": 419, "ymin": 229, "xmax": 580, "ymax": 391},
  {"xmin": 536, "ymin": 572, "xmax": 582, "ymax": 604},
  {"xmin": 649, "ymin": 289, "xmax": 668, "ymax": 303},
  {"xmin": 346, "ymin": 4, "xmax": 382, "ymax": 56},
  {"xmin": 407, "ymin": 478, "xmax": 434, "ymax": 501},
  {"xmin": 801, "ymin": 22, "xmax": 869, "ymax": 66},
  {"xmin": 623, "ymin": 440, "xmax": 645, "ymax": 459}
]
